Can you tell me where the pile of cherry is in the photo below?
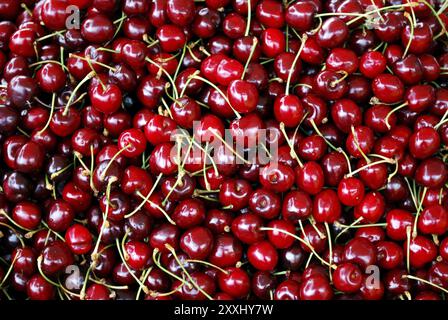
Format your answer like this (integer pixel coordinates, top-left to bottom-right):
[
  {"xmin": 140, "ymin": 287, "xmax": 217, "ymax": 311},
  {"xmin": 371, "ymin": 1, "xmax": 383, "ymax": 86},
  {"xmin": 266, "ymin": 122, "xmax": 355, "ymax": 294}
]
[{"xmin": 0, "ymin": 0, "xmax": 447, "ymax": 301}]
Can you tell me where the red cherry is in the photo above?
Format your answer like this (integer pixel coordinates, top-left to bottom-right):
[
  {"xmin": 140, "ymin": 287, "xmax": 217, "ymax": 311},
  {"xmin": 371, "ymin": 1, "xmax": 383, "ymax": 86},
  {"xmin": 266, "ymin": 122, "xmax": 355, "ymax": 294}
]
[{"xmin": 247, "ymin": 241, "xmax": 278, "ymax": 271}]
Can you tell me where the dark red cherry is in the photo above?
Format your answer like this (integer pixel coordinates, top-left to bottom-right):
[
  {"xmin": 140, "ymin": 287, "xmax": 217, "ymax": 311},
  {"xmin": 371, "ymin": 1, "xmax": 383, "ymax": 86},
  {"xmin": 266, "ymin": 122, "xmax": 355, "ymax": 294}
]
[
  {"xmin": 404, "ymin": 235, "xmax": 437, "ymax": 269},
  {"xmin": 299, "ymin": 274, "xmax": 333, "ymax": 300},
  {"xmin": 372, "ymin": 74, "xmax": 405, "ymax": 104},
  {"xmin": 248, "ymin": 241, "xmax": 278, "ymax": 271},
  {"xmin": 333, "ymin": 262, "xmax": 363, "ymax": 293}
]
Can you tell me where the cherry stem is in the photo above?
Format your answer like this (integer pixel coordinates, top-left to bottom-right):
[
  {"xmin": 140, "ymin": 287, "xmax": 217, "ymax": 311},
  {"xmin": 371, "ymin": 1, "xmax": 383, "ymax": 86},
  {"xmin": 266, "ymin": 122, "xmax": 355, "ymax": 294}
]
[
  {"xmin": 0, "ymin": 209, "xmax": 33, "ymax": 233},
  {"xmin": 165, "ymin": 244, "xmax": 213, "ymax": 300},
  {"xmin": 241, "ymin": 37, "xmax": 258, "ymax": 80},
  {"xmin": 78, "ymin": 265, "xmax": 93, "ymax": 300},
  {"xmin": 63, "ymin": 71, "xmax": 96, "ymax": 116},
  {"xmin": 180, "ymin": 70, "xmax": 200, "ymax": 97},
  {"xmin": 115, "ymin": 237, "xmax": 149, "ymax": 294},
  {"xmin": 146, "ymin": 57, "xmax": 179, "ymax": 99},
  {"xmin": 406, "ymin": 226, "xmax": 411, "ymax": 273},
  {"xmin": 186, "ymin": 259, "xmax": 229, "ymax": 275},
  {"xmin": 324, "ymin": 222, "xmax": 333, "ymax": 282},
  {"xmin": 126, "ymin": 173, "xmax": 163, "ymax": 218},
  {"xmin": 135, "ymin": 191, "xmax": 176, "ymax": 225},
  {"xmin": 350, "ymin": 125, "xmax": 371, "ymax": 164},
  {"xmin": 404, "ymin": 274, "xmax": 448, "ymax": 294},
  {"xmin": 35, "ymin": 30, "xmax": 65, "ymax": 42},
  {"xmin": 203, "ymin": 142, "xmax": 211, "ymax": 191},
  {"xmin": 190, "ymin": 74, "xmax": 241, "ymax": 119},
  {"xmin": 50, "ymin": 163, "xmax": 73, "ymax": 181},
  {"xmin": 412, "ymin": 187, "xmax": 428, "ymax": 238},
  {"xmin": 279, "ymin": 122, "xmax": 303, "ymax": 167},
  {"xmin": 90, "ymin": 178, "xmax": 117, "ymax": 264},
  {"xmin": 346, "ymin": 3, "xmax": 418, "ymax": 26},
  {"xmin": 434, "ymin": 110, "xmax": 448, "ymax": 130},
  {"xmin": 37, "ymin": 93, "xmax": 56, "ymax": 135},
  {"xmin": 0, "ymin": 255, "xmax": 18, "ymax": 288},
  {"xmin": 438, "ymin": 0, "xmax": 448, "ymax": 14},
  {"xmin": 334, "ymin": 217, "xmax": 364, "ymax": 241},
  {"xmin": 345, "ymin": 158, "xmax": 395, "ymax": 178},
  {"xmin": 0, "ymin": 222, "xmax": 25, "ymax": 247},
  {"xmin": 403, "ymin": 13, "xmax": 415, "ymax": 58},
  {"xmin": 244, "ymin": 0, "xmax": 252, "ymax": 37},
  {"xmin": 330, "ymin": 70, "xmax": 348, "ymax": 88},
  {"xmin": 136, "ymin": 267, "xmax": 153, "ymax": 300},
  {"xmin": 100, "ymin": 144, "xmax": 130, "ymax": 180},
  {"xmin": 404, "ymin": 177, "xmax": 419, "ymax": 214},
  {"xmin": 29, "ymin": 60, "xmax": 68, "ymax": 71},
  {"xmin": 285, "ymin": 34, "xmax": 307, "ymax": 95},
  {"xmin": 209, "ymin": 130, "xmax": 251, "ymax": 164},
  {"xmin": 152, "ymin": 249, "xmax": 192, "ymax": 289},
  {"xmin": 260, "ymin": 227, "xmax": 336, "ymax": 269},
  {"xmin": 37, "ymin": 255, "xmax": 61, "ymax": 288}
]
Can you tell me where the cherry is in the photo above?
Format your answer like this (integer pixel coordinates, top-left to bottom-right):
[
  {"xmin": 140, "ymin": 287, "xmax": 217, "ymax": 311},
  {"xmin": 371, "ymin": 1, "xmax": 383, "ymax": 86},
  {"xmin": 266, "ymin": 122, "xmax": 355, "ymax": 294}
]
[
  {"xmin": 333, "ymin": 262, "xmax": 363, "ymax": 293},
  {"xmin": 2, "ymin": 172, "xmax": 33, "ymax": 203},
  {"xmin": 285, "ymin": 1, "xmax": 317, "ymax": 31},
  {"xmin": 265, "ymin": 219, "xmax": 295, "ymax": 249},
  {"xmin": 295, "ymin": 161, "xmax": 324, "ymax": 195},
  {"xmin": 282, "ymin": 190, "xmax": 312, "ymax": 223},
  {"xmin": 321, "ymin": 151, "xmax": 349, "ymax": 187},
  {"xmin": 343, "ymin": 237, "xmax": 377, "ymax": 270},
  {"xmin": 222, "ymin": 13, "xmax": 246, "ymax": 39},
  {"xmin": 393, "ymin": 54, "xmax": 424, "ymax": 85},
  {"xmin": 227, "ymin": 80, "xmax": 259, "ymax": 114},
  {"xmin": 299, "ymin": 274, "xmax": 333, "ymax": 300},
  {"xmin": 65, "ymin": 224, "xmax": 93, "ymax": 255},
  {"xmin": 372, "ymin": 74, "xmax": 405, "ymax": 104},
  {"xmin": 346, "ymin": 126, "xmax": 374, "ymax": 158},
  {"xmin": 313, "ymin": 189, "xmax": 342, "ymax": 223},
  {"xmin": 401, "ymin": 23, "xmax": 433, "ymax": 55},
  {"xmin": 209, "ymin": 234, "xmax": 243, "ymax": 268},
  {"xmin": 317, "ymin": 17, "xmax": 348, "ymax": 48},
  {"xmin": 300, "ymin": 223, "xmax": 327, "ymax": 253},
  {"xmin": 46, "ymin": 200, "xmax": 75, "ymax": 232},
  {"xmin": 9, "ymin": 28, "xmax": 37, "ymax": 58},
  {"xmin": 218, "ymin": 267, "xmax": 250, "ymax": 299},
  {"xmin": 384, "ymin": 269, "xmax": 411, "ymax": 296},
  {"xmin": 409, "ymin": 127, "xmax": 440, "ymax": 159},
  {"xmin": 418, "ymin": 204, "xmax": 448, "ymax": 235},
  {"xmin": 231, "ymin": 213, "xmax": 264, "ymax": 244},
  {"xmin": 219, "ymin": 179, "xmax": 252, "ymax": 211},
  {"xmin": 354, "ymin": 191, "xmax": 385, "ymax": 224},
  {"xmin": 247, "ymin": 188, "xmax": 280, "ymax": 220},
  {"xmin": 40, "ymin": 241, "xmax": 74, "ymax": 276},
  {"xmin": 85, "ymin": 284, "xmax": 111, "ymax": 300},
  {"xmin": 404, "ymin": 235, "xmax": 437, "ymax": 269},
  {"xmin": 414, "ymin": 158, "xmax": 447, "ymax": 189},
  {"xmin": 359, "ymin": 51, "xmax": 387, "ymax": 79},
  {"xmin": 26, "ymin": 275, "xmax": 55, "ymax": 300},
  {"xmin": 12, "ymin": 247, "xmax": 36, "ymax": 276},
  {"xmin": 314, "ymin": 70, "xmax": 349, "ymax": 100},
  {"xmin": 386, "ymin": 209, "xmax": 414, "ymax": 241},
  {"xmin": 81, "ymin": 14, "xmax": 114, "ymax": 44},
  {"xmin": 376, "ymin": 240, "xmax": 404, "ymax": 270},
  {"xmin": 331, "ymin": 99, "xmax": 362, "ymax": 133},
  {"xmin": 124, "ymin": 240, "xmax": 152, "ymax": 270},
  {"xmin": 247, "ymin": 241, "xmax": 278, "ymax": 271},
  {"xmin": 326, "ymin": 48, "xmax": 359, "ymax": 74},
  {"xmin": 272, "ymin": 279, "xmax": 299, "ymax": 300},
  {"xmin": 260, "ymin": 28, "xmax": 285, "ymax": 58},
  {"xmin": 179, "ymin": 226, "xmax": 214, "ymax": 260},
  {"xmin": 12, "ymin": 201, "xmax": 41, "ymax": 230},
  {"xmin": 256, "ymin": 0, "xmax": 285, "ymax": 28},
  {"xmin": 338, "ymin": 177, "xmax": 365, "ymax": 207}
]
